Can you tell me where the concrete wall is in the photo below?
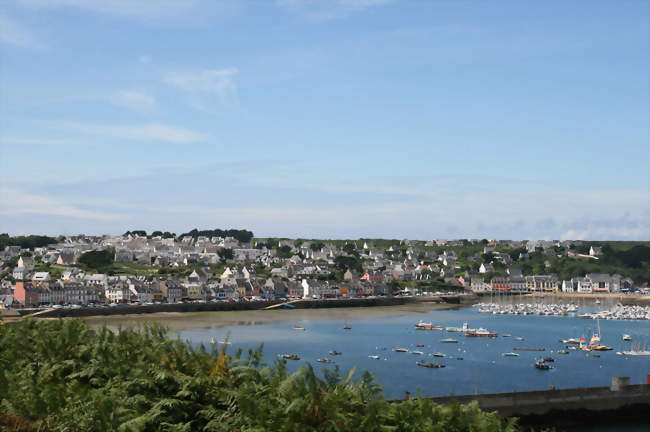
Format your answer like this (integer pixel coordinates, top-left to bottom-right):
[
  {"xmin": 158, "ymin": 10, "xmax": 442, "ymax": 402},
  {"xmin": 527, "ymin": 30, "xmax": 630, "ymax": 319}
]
[{"xmin": 423, "ymin": 384, "xmax": 650, "ymax": 418}]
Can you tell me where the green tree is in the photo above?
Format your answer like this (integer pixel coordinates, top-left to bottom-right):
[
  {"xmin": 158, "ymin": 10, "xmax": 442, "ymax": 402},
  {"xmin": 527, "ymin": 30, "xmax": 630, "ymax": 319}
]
[{"xmin": 77, "ymin": 249, "xmax": 115, "ymax": 271}]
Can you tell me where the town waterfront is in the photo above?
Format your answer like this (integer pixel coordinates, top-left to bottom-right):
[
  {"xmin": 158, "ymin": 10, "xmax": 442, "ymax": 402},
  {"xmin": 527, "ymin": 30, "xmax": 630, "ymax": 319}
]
[{"xmin": 177, "ymin": 304, "xmax": 650, "ymax": 399}]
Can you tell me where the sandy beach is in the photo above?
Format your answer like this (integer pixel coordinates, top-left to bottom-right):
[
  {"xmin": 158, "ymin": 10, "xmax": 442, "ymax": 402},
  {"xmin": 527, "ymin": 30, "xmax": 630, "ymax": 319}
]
[{"xmin": 82, "ymin": 302, "xmax": 460, "ymax": 331}]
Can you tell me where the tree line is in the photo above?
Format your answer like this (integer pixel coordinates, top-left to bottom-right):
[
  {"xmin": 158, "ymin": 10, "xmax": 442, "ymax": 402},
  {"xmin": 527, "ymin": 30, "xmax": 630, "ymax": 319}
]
[{"xmin": 0, "ymin": 234, "xmax": 59, "ymax": 250}]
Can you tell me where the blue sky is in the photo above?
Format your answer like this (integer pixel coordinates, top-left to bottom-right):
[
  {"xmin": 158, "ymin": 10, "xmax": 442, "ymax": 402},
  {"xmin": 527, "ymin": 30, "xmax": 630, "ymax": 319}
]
[{"xmin": 1, "ymin": 0, "xmax": 648, "ymax": 240}]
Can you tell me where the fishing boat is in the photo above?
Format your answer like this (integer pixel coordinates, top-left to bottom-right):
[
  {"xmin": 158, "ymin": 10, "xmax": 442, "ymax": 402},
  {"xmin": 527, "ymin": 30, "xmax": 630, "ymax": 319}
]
[
  {"xmin": 535, "ymin": 359, "xmax": 553, "ymax": 370},
  {"xmin": 622, "ymin": 334, "xmax": 631, "ymax": 341},
  {"xmin": 328, "ymin": 350, "xmax": 342, "ymax": 356},
  {"xmin": 280, "ymin": 354, "xmax": 300, "ymax": 360},
  {"xmin": 432, "ymin": 352, "xmax": 445, "ymax": 358},
  {"xmin": 293, "ymin": 325, "xmax": 306, "ymax": 331},
  {"xmin": 446, "ymin": 322, "xmax": 475, "ymax": 332},
  {"xmin": 368, "ymin": 355, "xmax": 380, "ymax": 360},
  {"xmin": 415, "ymin": 321, "xmax": 443, "ymax": 330},
  {"xmin": 416, "ymin": 361, "xmax": 445, "ymax": 368},
  {"xmin": 501, "ymin": 352, "xmax": 519, "ymax": 357},
  {"xmin": 465, "ymin": 328, "xmax": 498, "ymax": 337},
  {"xmin": 393, "ymin": 348, "xmax": 408, "ymax": 353},
  {"xmin": 411, "ymin": 350, "xmax": 424, "ymax": 355},
  {"xmin": 316, "ymin": 358, "xmax": 331, "ymax": 363},
  {"xmin": 440, "ymin": 338, "xmax": 458, "ymax": 343}
]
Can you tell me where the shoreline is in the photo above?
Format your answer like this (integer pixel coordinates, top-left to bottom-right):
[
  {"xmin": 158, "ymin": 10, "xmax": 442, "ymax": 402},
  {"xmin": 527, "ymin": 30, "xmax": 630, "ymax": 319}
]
[{"xmin": 82, "ymin": 302, "xmax": 461, "ymax": 330}]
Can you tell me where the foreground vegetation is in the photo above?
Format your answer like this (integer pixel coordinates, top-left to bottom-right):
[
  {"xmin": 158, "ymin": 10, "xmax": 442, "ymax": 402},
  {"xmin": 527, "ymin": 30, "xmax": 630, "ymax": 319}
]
[{"xmin": 0, "ymin": 319, "xmax": 520, "ymax": 432}]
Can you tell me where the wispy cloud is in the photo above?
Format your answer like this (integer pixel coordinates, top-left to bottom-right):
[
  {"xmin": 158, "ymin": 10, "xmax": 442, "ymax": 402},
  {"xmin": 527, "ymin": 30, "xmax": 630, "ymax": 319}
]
[
  {"xmin": 1, "ymin": 137, "xmax": 84, "ymax": 146},
  {"xmin": 111, "ymin": 90, "xmax": 156, "ymax": 111},
  {"xmin": 277, "ymin": 0, "xmax": 394, "ymax": 20},
  {"xmin": 14, "ymin": 0, "xmax": 242, "ymax": 26},
  {"xmin": 56, "ymin": 121, "xmax": 204, "ymax": 143},
  {"xmin": 163, "ymin": 68, "xmax": 239, "ymax": 106},
  {"xmin": 0, "ymin": 14, "xmax": 39, "ymax": 48},
  {"xmin": 0, "ymin": 187, "xmax": 126, "ymax": 221},
  {"xmin": 16, "ymin": 0, "xmax": 195, "ymax": 19}
]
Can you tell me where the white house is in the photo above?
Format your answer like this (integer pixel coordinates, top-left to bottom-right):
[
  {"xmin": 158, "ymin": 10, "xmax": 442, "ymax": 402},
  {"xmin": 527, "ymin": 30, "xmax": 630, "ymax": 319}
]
[
  {"xmin": 32, "ymin": 272, "xmax": 51, "ymax": 282},
  {"xmin": 479, "ymin": 263, "xmax": 493, "ymax": 274},
  {"xmin": 12, "ymin": 267, "xmax": 27, "ymax": 280},
  {"xmin": 561, "ymin": 280, "xmax": 574, "ymax": 293}
]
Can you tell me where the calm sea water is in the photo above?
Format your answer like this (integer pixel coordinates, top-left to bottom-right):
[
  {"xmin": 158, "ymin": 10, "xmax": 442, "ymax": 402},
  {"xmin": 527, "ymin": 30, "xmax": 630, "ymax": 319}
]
[{"xmin": 177, "ymin": 305, "xmax": 650, "ymax": 399}]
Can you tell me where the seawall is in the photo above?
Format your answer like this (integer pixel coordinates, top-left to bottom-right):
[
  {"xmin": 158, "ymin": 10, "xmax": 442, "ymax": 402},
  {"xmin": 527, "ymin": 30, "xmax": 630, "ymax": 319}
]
[
  {"xmin": 32, "ymin": 300, "xmax": 283, "ymax": 318},
  {"xmin": 29, "ymin": 295, "xmax": 472, "ymax": 318},
  {"xmin": 421, "ymin": 383, "xmax": 650, "ymax": 427}
]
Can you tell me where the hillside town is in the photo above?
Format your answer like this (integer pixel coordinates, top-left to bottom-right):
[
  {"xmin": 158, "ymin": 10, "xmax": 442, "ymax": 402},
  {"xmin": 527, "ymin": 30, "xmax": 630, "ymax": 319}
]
[{"xmin": 0, "ymin": 232, "xmax": 645, "ymax": 309}]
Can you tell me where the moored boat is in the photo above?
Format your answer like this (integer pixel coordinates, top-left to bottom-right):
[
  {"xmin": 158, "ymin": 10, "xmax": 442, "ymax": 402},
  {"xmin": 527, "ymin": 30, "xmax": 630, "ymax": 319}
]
[
  {"xmin": 393, "ymin": 348, "xmax": 408, "ymax": 353},
  {"xmin": 622, "ymin": 334, "xmax": 631, "ymax": 341},
  {"xmin": 535, "ymin": 359, "xmax": 553, "ymax": 370},
  {"xmin": 328, "ymin": 350, "xmax": 342, "ymax": 355},
  {"xmin": 368, "ymin": 355, "xmax": 380, "ymax": 359},
  {"xmin": 411, "ymin": 350, "xmax": 424, "ymax": 355},
  {"xmin": 446, "ymin": 322, "xmax": 475, "ymax": 332},
  {"xmin": 316, "ymin": 357, "xmax": 331, "ymax": 363},
  {"xmin": 432, "ymin": 352, "xmax": 445, "ymax": 358},
  {"xmin": 465, "ymin": 328, "xmax": 498, "ymax": 337},
  {"xmin": 293, "ymin": 325, "xmax": 306, "ymax": 331},
  {"xmin": 415, "ymin": 321, "xmax": 443, "ymax": 330},
  {"xmin": 280, "ymin": 354, "xmax": 300, "ymax": 360},
  {"xmin": 440, "ymin": 338, "xmax": 458, "ymax": 343},
  {"xmin": 416, "ymin": 361, "xmax": 445, "ymax": 368},
  {"xmin": 561, "ymin": 338, "xmax": 580, "ymax": 344},
  {"xmin": 501, "ymin": 352, "xmax": 519, "ymax": 357}
]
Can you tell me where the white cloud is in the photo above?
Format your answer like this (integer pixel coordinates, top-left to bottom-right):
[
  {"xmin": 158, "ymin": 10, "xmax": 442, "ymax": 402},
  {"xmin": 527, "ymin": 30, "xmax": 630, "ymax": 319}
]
[
  {"xmin": 277, "ymin": 0, "xmax": 394, "ymax": 20},
  {"xmin": 1, "ymin": 137, "xmax": 83, "ymax": 146},
  {"xmin": 14, "ymin": 0, "xmax": 242, "ymax": 26},
  {"xmin": 16, "ymin": 0, "xmax": 196, "ymax": 19},
  {"xmin": 0, "ymin": 14, "xmax": 39, "ymax": 47},
  {"xmin": 57, "ymin": 121, "xmax": 204, "ymax": 143},
  {"xmin": 111, "ymin": 90, "xmax": 156, "ymax": 111},
  {"xmin": 163, "ymin": 68, "xmax": 239, "ymax": 105},
  {"xmin": 0, "ymin": 187, "xmax": 126, "ymax": 221}
]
